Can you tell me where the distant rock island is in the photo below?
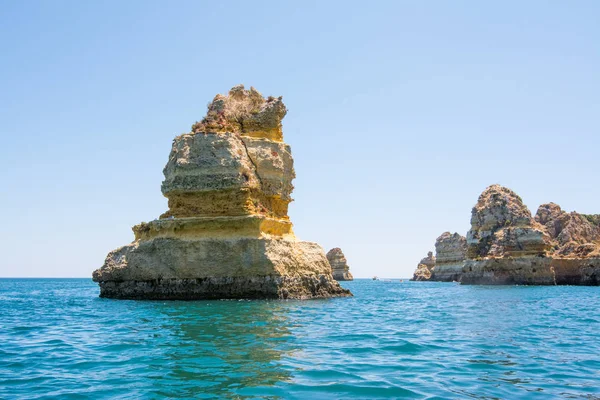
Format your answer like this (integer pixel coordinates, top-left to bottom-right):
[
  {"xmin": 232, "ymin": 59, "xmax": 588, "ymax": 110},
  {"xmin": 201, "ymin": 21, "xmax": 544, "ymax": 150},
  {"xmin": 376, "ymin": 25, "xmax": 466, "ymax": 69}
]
[
  {"xmin": 412, "ymin": 184, "xmax": 600, "ymax": 285},
  {"xmin": 93, "ymin": 85, "xmax": 352, "ymax": 300},
  {"xmin": 326, "ymin": 248, "xmax": 354, "ymax": 281}
]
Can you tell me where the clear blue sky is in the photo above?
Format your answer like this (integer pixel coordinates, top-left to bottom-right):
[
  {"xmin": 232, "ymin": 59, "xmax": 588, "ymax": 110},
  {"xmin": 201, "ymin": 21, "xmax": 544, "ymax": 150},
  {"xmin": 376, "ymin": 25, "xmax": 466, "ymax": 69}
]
[{"xmin": 1, "ymin": 1, "xmax": 598, "ymax": 278}]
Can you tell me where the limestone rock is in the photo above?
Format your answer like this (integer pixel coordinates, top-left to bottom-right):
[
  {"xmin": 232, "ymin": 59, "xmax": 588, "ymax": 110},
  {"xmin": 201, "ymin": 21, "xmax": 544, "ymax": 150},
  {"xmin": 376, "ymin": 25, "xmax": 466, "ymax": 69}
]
[
  {"xmin": 461, "ymin": 185, "xmax": 600, "ymax": 285},
  {"xmin": 410, "ymin": 251, "xmax": 435, "ymax": 281},
  {"xmin": 420, "ymin": 251, "xmax": 436, "ymax": 270},
  {"xmin": 535, "ymin": 203, "xmax": 600, "ymax": 257},
  {"xmin": 532, "ymin": 203, "xmax": 600, "ymax": 285},
  {"xmin": 326, "ymin": 248, "xmax": 354, "ymax": 281},
  {"xmin": 191, "ymin": 85, "xmax": 287, "ymax": 141},
  {"xmin": 93, "ymin": 85, "xmax": 352, "ymax": 300},
  {"xmin": 431, "ymin": 232, "xmax": 466, "ymax": 282},
  {"xmin": 462, "ymin": 185, "xmax": 553, "ymax": 284},
  {"xmin": 466, "ymin": 185, "xmax": 551, "ymax": 259},
  {"xmin": 415, "ymin": 184, "xmax": 600, "ymax": 285},
  {"xmin": 411, "ymin": 263, "xmax": 432, "ymax": 281},
  {"xmin": 462, "ymin": 257, "xmax": 556, "ymax": 285}
]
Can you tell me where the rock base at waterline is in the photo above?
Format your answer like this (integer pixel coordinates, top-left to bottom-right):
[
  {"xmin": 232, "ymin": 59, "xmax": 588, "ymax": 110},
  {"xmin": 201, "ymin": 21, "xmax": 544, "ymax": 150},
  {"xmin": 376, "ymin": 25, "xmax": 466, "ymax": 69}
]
[
  {"xmin": 461, "ymin": 256, "xmax": 600, "ymax": 285},
  {"xmin": 92, "ymin": 237, "xmax": 352, "ymax": 300},
  {"xmin": 97, "ymin": 275, "xmax": 350, "ymax": 300},
  {"xmin": 461, "ymin": 257, "xmax": 555, "ymax": 285}
]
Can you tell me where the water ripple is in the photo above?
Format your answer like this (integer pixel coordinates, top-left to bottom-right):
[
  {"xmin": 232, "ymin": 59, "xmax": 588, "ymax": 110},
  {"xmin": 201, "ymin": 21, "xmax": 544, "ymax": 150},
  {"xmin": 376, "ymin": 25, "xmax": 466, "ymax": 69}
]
[{"xmin": 1, "ymin": 278, "xmax": 600, "ymax": 399}]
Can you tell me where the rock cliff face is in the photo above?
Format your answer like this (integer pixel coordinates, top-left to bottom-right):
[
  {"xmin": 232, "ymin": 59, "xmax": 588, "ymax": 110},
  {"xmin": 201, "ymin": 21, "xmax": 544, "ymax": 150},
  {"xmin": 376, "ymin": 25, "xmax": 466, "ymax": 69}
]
[
  {"xmin": 326, "ymin": 248, "xmax": 354, "ymax": 281},
  {"xmin": 431, "ymin": 232, "xmax": 466, "ymax": 281},
  {"xmin": 92, "ymin": 85, "xmax": 352, "ymax": 300}
]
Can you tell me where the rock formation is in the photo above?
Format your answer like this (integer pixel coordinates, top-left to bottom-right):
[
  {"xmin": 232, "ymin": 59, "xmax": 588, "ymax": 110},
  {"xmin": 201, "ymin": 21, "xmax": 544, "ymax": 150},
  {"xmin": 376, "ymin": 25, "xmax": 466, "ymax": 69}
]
[
  {"xmin": 461, "ymin": 185, "xmax": 555, "ymax": 284},
  {"xmin": 534, "ymin": 203, "xmax": 600, "ymax": 284},
  {"xmin": 535, "ymin": 203, "xmax": 600, "ymax": 257},
  {"xmin": 411, "ymin": 262, "xmax": 432, "ymax": 281},
  {"xmin": 431, "ymin": 232, "xmax": 466, "ymax": 281},
  {"xmin": 420, "ymin": 251, "xmax": 436, "ymax": 270},
  {"xmin": 92, "ymin": 85, "xmax": 352, "ymax": 300},
  {"xmin": 411, "ymin": 252, "xmax": 435, "ymax": 281},
  {"xmin": 465, "ymin": 185, "xmax": 551, "ymax": 259},
  {"xmin": 412, "ymin": 184, "xmax": 600, "ymax": 285},
  {"xmin": 326, "ymin": 248, "xmax": 354, "ymax": 281}
]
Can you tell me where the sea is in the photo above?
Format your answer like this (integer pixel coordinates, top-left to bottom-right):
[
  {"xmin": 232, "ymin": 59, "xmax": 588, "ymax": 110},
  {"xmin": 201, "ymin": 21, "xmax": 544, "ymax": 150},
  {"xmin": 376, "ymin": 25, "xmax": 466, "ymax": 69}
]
[{"xmin": 1, "ymin": 278, "xmax": 599, "ymax": 399}]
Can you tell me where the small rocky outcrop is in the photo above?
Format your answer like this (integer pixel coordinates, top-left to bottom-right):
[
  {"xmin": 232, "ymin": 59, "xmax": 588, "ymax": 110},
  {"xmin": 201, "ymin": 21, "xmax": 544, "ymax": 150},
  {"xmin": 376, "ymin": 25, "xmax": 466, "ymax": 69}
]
[
  {"xmin": 326, "ymin": 248, "xmax": 354, "ymax": 281},
  {"xmin": 431, "ymin": 232, "xmax": 467, "ymax": 282},
  {"xmin": 92, "ymin": 85, "xmax": 352, "ymax": 300},
  {"xmin": 411, "ymin": 252, "xmax": 435, "ymax": 281},
  {"xmin": 411, "ymin": 263, "xmax": 432, "ymax": 281}
]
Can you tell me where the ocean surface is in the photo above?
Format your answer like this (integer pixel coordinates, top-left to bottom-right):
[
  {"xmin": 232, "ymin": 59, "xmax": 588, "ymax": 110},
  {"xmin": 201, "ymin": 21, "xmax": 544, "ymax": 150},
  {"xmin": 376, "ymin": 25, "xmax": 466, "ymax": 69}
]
[{"xmin": 1, "ymin": 279, "xmax": 599, "ymax": 399}]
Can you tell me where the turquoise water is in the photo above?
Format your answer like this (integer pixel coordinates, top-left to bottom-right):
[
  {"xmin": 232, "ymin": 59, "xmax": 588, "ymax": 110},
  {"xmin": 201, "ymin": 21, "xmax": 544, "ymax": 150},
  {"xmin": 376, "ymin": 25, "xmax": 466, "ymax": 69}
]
[{"xmin": 1, "ymin": 279, "xmax": 599, "ymax": 399}]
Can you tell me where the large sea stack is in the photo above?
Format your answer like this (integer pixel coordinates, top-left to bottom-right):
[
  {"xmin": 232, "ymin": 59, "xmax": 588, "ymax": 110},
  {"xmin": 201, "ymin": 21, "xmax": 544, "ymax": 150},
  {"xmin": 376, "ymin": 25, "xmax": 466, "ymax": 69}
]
[{"xmin": 92, "ymin": 85, "xmax": 352, "ymax": 300}]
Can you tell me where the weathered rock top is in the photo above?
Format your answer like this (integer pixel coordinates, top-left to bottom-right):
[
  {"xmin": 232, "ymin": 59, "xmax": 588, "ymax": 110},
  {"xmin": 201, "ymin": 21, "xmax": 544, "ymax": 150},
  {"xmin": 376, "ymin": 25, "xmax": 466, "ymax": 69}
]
[
  {"xmin": 467, "ymin": 185, "xmax": 551, "ymax": 258},
  {"xmin": 191, "ymin": 85, "xmax": 287, "ymax": 141},
  {"xmin": 470, "ymin": 184, "xmax": 534, "ymax": 230},
  {"xmin": 326, "ymin": 247, "xmax": 347, "ymax": 264},
  {"xmin": 436, "ymin": 232, "xmax": 465, "ymax": 244}
]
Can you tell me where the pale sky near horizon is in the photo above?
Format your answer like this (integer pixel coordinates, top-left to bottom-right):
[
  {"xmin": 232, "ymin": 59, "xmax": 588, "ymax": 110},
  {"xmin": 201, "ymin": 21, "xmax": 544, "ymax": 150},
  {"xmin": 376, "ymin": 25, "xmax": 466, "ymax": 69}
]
[{"xmin": 1, "ymin": 1, "xmax": 599, "ymax": 278}]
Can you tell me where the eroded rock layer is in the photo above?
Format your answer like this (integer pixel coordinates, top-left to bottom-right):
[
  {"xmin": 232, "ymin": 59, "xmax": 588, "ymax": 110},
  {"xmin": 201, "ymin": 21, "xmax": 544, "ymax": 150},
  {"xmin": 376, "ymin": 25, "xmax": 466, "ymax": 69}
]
[
  {"xmin": 92, "ymin": 85, "xmax": 351, "ymax": 299},
  {"xmin": 326, "ymin": 248, "xmax": 354, "ymax": 281}
]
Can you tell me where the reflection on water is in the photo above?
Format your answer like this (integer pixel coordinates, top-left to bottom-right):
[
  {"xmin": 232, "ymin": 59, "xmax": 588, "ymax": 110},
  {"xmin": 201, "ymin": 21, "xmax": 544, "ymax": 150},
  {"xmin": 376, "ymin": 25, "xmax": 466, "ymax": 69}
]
[{"xmin": 150, "ymin": 301, "xmax": 296, "ymax": 398}]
